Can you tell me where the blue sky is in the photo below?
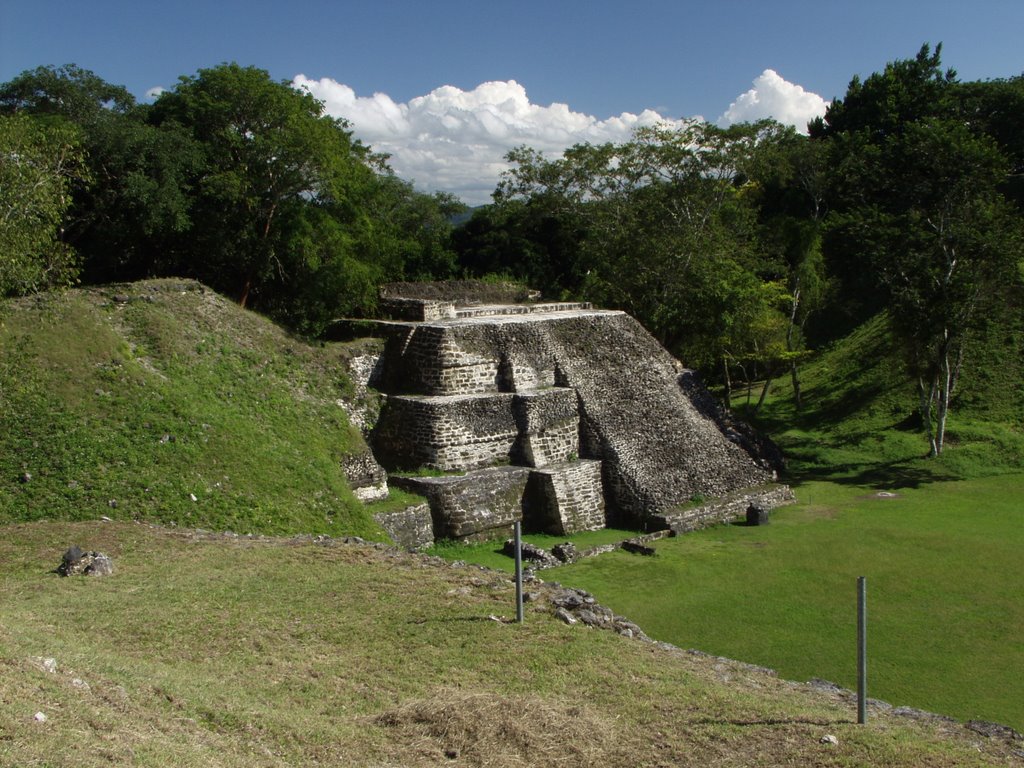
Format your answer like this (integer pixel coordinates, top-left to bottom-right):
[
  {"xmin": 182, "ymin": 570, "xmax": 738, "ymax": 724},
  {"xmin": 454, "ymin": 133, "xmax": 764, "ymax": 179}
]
[{"xmin": 3, "ymin": 0, "xmax": 1022, "ymax": 203}]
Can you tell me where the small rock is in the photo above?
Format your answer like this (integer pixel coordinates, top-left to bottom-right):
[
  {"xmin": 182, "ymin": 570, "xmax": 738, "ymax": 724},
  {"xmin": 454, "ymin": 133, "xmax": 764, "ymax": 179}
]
[
  {"xmin": 551, "ymin": 542, "xmax": 579, "ymax": 563},
  {"xmin": 967, "ymin": 720, "xmax": 1023, "ymax": 741},
  {"xmin": 554, "ymin": 608, "xmax": 577, "ymax": 625},
  {"xmin": 34, "ymin": 712, "xmax": 47, "ymax": 723},
  {"xmin": 57, "ymin": 547, "xmax": 114, "ymax": 577},
  {"xmin": 576, "ymin": 609, "xmax": 603, "ymax": 626},
  {"xmin": 71, "ymin": 678, "xmax": 90, "ymax": 691},
  {"xmin": 820, "ymin": 734, "xmax": 838, "ymax": 745},
  {"xmin": 746, "ymin": 503, "xmax": 770, "ymax": 526},
  {"xmin": 31, "ymin": 657, "xmax": 58, "ymax": 674},
  {"xmin": 523, "ymin": 591, "xmax": 541, "ymax": 603}
]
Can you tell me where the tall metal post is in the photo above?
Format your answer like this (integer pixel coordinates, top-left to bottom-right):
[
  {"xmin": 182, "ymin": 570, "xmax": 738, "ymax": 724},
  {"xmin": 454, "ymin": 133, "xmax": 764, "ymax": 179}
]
[
  {"xmin": 514, "ymin": 521, "xmax": 524, "ymax": 623},
  {"xmin": 857, "ymin": 576, "xmax": 867, "ymax": 724}
]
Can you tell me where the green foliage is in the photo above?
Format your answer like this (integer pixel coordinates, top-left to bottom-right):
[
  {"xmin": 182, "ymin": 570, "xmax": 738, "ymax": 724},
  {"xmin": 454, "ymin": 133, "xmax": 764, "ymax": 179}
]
[
  {"xmin": 0, "ymin": 63, "xmax": 135, "ymax": 121},
  {"xmin": 0, "ymin": 63, "xmax": 463, "ymax": 335},
  {"xmin": 0, "ymin": 281, "xmax": 387, "ymax": 538},
  {"xmin": 813, "ymin": 44, "xmax": 1024, "ymax": 454},
  {"xmin": 483, "ymin": 121, "xmax": 798, "ymax": 379},
  {"xmin": 0, "ymin": 113, "xmax": 86, "ymax": 295}
]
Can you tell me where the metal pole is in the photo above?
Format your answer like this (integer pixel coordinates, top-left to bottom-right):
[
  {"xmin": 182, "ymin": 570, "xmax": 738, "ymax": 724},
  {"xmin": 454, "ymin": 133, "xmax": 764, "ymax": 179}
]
[
  {"xmin": 857, "ymin": 576, "xmax": 867, "ymax": 724},
  {"xmin": 514, "ymin": 521, "xmax": 524, "ymax": 623}
]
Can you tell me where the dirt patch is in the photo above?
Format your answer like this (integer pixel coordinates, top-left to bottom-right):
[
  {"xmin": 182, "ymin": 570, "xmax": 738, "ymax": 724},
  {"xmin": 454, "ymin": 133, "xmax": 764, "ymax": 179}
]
[{"xmin": 374, "ymin": 689, "xmax": 630, "ymax": 767}]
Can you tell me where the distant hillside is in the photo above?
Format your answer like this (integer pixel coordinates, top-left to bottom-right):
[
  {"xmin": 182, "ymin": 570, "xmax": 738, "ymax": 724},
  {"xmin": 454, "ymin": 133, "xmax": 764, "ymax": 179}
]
[{"xmin": 0, "ymin": 279, "xmax": 394, "ymax": 537}]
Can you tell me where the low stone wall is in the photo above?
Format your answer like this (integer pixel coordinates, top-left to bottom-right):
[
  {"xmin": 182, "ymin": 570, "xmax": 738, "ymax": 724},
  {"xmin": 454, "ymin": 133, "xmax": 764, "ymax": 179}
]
[
  {"xmin": 340, "ymin": 453, "xmax": 389, "ymax": 502},
  {"xmin": 649, "ymin": 484, "xmax": 796, "ymax": 534},
  {"xmin": 373, "ymin": 503, "xmax": 434, "ymax": 550},
  {"xmin": 391, "ymin": 467, "xmax": 532, "ymax": 540},
  {"xmin": 379, "ymin": 297, "xmax": 456, "ymax": 322}
]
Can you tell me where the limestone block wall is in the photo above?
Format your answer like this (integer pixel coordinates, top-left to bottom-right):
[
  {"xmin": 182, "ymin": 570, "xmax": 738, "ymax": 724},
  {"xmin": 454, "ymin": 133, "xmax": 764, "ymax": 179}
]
[
  {"xmin": 362, "ymin": 299, "xmax": 784, "ymax": 542},
  {"xmin": 648, "ymin": 485, "xmax": 796, "ymax": 534},
  {"xmin": 376, "ymin": 323, "xmax": 501, "ymax": 395},
  {"xmin": 511, "ymin": 388, "xmax": 579, "ymax": 467},
  {"xmin": 401, "ymin": 311, "xmax": 775, "ymax": 523},
  {"xmin": 391, "ymin": 467, "xmax": 532, "ymax": 540},
  {"xmin": 525, "ymin": 460, "xmax": 605, "ymax": 535},
  {"xmin": 371, "ymin": 392, "xmax": 517, "ymax": 471},
  {"xmin": 340, "ymin": 453, "xmax": 389, "ymax": 502},
  {"xmin": 373, "ymin": 503, "xmax": 434, "ymax": 549}
]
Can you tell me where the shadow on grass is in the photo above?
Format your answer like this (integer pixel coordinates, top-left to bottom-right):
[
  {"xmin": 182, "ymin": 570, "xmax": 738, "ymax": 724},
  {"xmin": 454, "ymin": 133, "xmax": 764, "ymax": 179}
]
[{"xmin": 782, "ymin": 459, "xmax": 959, "ymax": 490}]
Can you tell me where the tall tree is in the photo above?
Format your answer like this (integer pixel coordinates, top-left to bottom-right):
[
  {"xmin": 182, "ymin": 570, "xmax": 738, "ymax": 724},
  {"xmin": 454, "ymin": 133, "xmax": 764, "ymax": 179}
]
[
  {"xmin": 148, "ymin": 63, "xmax": 381, "ymax": 309},
  {"xmin": 814, "ymin": 45, "xmax": 1024, "ymax": 454},
  {"xmin": 494, "ymin": 120, "xmax": 793, "ymax": 386}
]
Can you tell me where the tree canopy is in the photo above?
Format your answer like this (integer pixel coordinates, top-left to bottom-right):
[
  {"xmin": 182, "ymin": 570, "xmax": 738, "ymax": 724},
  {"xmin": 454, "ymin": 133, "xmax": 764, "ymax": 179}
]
[{"xmin": 0, "ymin": 63, "xmax": 463, "ymax": 334}]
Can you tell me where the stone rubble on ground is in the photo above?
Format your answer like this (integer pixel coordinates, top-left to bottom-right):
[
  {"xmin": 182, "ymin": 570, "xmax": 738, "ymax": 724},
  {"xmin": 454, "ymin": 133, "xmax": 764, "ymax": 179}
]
[{"xmin": 56, "ymin": 547, "xmax": 114, "ymax": 577}]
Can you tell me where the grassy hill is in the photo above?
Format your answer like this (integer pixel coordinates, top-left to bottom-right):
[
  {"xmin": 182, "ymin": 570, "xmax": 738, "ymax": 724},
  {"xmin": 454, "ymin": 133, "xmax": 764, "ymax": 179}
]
[{"xmin": 0, "ymin": 279, "xmax": 402, "ymax": 538}]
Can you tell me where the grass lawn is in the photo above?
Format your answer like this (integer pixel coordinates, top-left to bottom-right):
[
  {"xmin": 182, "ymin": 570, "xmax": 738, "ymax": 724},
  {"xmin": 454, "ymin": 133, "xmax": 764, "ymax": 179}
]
[{"xmin": 551, "ymin": 474, "xmax": 1024, "ymax": 731}]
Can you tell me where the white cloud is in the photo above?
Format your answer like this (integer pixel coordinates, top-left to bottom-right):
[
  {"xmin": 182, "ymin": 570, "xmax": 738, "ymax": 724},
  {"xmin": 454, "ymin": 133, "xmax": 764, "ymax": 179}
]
[
  {"xmin": 293, "ymin": 76, "xmax": 676, "ymax": 205},
  {"xmin": 717, "ymin": 69, "xmax": 828, "ymax": 133},
  {"xmin": 145, "ymin": 86, "xmax": 166, "ymax": 100},
  {"xmin": 291, "ymin": 72, "xmax": 828, "ymax": 204}
]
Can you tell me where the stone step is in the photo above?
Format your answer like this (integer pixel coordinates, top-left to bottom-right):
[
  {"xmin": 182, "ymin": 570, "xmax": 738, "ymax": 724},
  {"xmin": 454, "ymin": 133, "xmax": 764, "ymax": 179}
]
[{"xmin": 453, "ymin": 302, "xmax": 592, "ymax": 318}]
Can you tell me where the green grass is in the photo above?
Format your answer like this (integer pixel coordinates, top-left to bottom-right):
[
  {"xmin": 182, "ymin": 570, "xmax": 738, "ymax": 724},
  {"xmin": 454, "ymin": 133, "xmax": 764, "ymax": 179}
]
[
  {"xmin": 554, "ymin": 475, "xmax": 1024, "ymax": 731},
  {"xmin": 743, "ymin": 313, "xmax": 1024, "ymax": 485},
  {"xmin": 0, "ymin": 280, "xmax": 398, "ymax": 539},
  {"xmin": 0, "ymin": 520, "xmax": 1016, "ymax": 767}
]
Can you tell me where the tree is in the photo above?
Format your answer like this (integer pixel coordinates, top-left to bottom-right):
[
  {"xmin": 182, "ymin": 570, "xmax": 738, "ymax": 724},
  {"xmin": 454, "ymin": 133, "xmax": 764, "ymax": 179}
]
[
  {"xmin": 0, "ymin": 114, "xmax": 86, "ymax": 295},
  {"xmin": 494, "ymin": 120, "xmax": 794, "ymax": 386},
  {"xmin": 148, "ymin": 63, "xmax": 381, "ymax": 310},
  {"xmin": 814, "ymin": 45, "xmax": 1024, "ymax": 454},
  {"xmin": 881, "ymin": 120, "xmax": 1020, "ymax": 455},
  {"xmin": 0, "ymin": 64, "xmax": 199, "ymax": 284},
  {"xmin": 0, "ymin": 64, "xmax": 135, "ymax": 122}
]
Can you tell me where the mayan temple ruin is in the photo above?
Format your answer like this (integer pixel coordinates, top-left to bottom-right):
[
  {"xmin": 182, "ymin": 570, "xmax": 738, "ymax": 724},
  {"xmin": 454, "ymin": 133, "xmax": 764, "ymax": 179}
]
[{"xmin": 338, "ymin": 282, "xmax": 792, "ymax": 549}]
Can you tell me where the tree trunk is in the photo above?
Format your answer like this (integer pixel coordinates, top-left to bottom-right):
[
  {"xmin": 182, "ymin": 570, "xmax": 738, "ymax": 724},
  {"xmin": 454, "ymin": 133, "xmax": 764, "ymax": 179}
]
[
  {"xmin": 721, "ymin": 356, "xmax": 732, "ymax": 411},
  {"xmin": 790, "ymin": 361, "xmax": 803, "ymax": 410},
  {"xmin": 754, "ymin": 368, "xmax": 775, "ymax": 414}
]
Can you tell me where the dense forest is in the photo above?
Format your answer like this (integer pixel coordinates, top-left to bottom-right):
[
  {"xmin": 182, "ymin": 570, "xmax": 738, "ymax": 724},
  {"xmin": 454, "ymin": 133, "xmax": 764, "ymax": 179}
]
[{"xmin": 2, "ymin": 44, "xmax": 1022, "ymax": 456}]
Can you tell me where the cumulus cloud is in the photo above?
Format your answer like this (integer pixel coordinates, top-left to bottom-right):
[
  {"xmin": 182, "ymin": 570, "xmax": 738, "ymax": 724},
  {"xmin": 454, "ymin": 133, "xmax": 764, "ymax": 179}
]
[
  {"xmin": 145, "ymin": 86, "xmax": 166, "ymax": 100},
  {"xmin": 293, "ymin": 76, "xmax": 676, "ymax": 205},
  {"xmin": 717, "ymin": 69, "xmax": 828, "ymax": 133},
  {"xmin": 292, "ymin": 72, "xmax": 827, "ymax": 204}
]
